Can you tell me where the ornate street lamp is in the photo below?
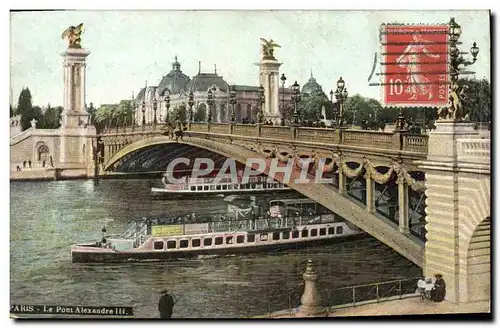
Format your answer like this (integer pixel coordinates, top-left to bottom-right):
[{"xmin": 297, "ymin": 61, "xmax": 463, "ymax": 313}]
[
  {"xmin": 443, "ymin": 17, "xmax": 480, "ymax": 121},
  {"xmin": 141, "ymin": 100, "xmax": 146, "ymax": 127},
  {"xmin": 291, "ymin": 81, "xmax": 301, "ymax": 126},
  {"xmin": 280, "ymin": 73, "xmax": 287, "ymax": 126},
  {"xmin": 152, "ymin": 97, "xmax": 158, "ymax": 128},
  {"xmin": 165, "ymin": 95, "xmax": 171, "ymax": 123},
  {"xmin": 131, "ymin": 101, "xmax": 137, "ymax": 128},
  {"xmin": 257, "ymin": 84, "xmax": 265, "ymax": 124},
  {"xmin": 334, "ymin": 77, "xmax": 348, "ymax": 128},
  {"xmin": 229, "ymin": 86, "xmax": 237, "ymax": 122},
  {"xmin": 329, "ymin": 89, "xmax": 337, "ymax": 129},
  {"xmin": 207, "ymin": 88, "xmax": 214, "ymax": 123},
  {"xmin": 188, "ymin": 92, "xmax": 195, "ymax": 123}
]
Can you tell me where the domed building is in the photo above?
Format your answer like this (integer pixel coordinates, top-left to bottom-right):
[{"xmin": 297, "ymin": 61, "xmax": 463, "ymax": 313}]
[
  {"xmin": 301, "ymin": 72, "xmax": 324, "ymax": 96},
  {"xmin": 134, "ymin": 56, "xmax": 301, "ymax": 124}
]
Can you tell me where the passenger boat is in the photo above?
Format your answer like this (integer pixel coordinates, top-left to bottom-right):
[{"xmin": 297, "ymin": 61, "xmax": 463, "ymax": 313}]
[
  {"xmin": 151, "ymin": 172, "xmax": 290, "ymax": 196},
  {"xmin": 71, "ymin": 198, "xmax": 363, "ymax": 263}
]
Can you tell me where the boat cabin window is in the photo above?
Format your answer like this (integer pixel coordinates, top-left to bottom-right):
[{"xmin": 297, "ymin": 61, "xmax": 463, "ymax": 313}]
[
  {"xmin": 247, "ymin": 234, "xmax": 255, "ymax": 243},
  {"xmin": 191, "ymin": 186, "xmax": 196, "ymax": 191},
  {"xmin": 215, "ymin": 237, "xmax": 223, "ymax": 245},
  {"xmin": 311, "ymin": 229, "xmax": 318, "ymax": 237},
  {"xmin": 216, "ymin": 185, "xmax": 221, "ymax": 190},
  {"xmin": 180, "ymin": 240, "xmax": 189, "ymax": 248},
  {"xmin": 336, "ymin": 226, "xmax": 343, "ymax": 235},
  {"xmin": 260, "ymin": 233, "xmax": 268, "ymax": 241},
  {"xmin": 292, "ymin": 230, "xmax": 299, "ymax": 238},
  {"xmin": 222, "ymin": 185, "xmax": 228, "ymax": 190},
  {"xmin": 197, "ymin": 186, "xmax": 202, "ymax": 191},
  {"xmin": 272, "ymin": 232, "xmax": 280, "ymax": 241},
  {"xmin": 192, "ymin": 239, "xmax": 201, "ymax": 248},
  {"xmin": 154, "ymin": 241, "xmax": 164, "ymax": 250},
  {"xmin": 302, "ymin": 229, "xmax": 309, "ymax": 238},
  {"xmin": 204, "ymin": 238, "xmax": 212, "ymax": 246},
  {"xmin": 167, "ymin": 240, "xmax": 177, "ymax": 249},
  {"xmin": 204, "ymin": 186, "xmax": 209, "ymax": 191},
  {"xmin": 251, "ymin": 184, "xmax": 256, "ymax": 189},
  {"xmin": 210, "ymin": 185, "xmax": 215, "ymax": 190},
  {"xmin": 236, "ymin": 235, "xmax": 244, "ymax": 244},
  {"xmin": 282, "ymin": 231, "xmax": 290, "ymax": 240},
  {"xmin": 226, "ymin": 236, "xmax": 233, "ymax": 244},
  {"xmin": 320, "ymin": 228, "xmax": 326, "ymax": 236},
  {"xmin": 328, "ymin": 227, "xmax": 335, "ymax": 235}
]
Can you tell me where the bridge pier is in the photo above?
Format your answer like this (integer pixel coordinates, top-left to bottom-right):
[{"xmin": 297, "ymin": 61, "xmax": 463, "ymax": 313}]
[{"xmin": 418, "ymin": 121, "xmax": 490, "ymax": 304}]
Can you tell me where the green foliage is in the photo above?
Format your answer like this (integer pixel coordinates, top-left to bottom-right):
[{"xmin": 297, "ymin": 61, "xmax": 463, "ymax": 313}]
[
  {"xmin": 343, "ymin": 94, "xmax": 384, "ymax": 125},
  {"xmin": 20, "ymin": 105, "xmax": 44, "ymax": 130},
  {"xmin": 194, "ymin": 105, "xmax": 206, "ymax": 122},
  {"xmin": 16, "ymin": 88, "xmax": 35, "ymax": 130},
  {"xmin": 10, "ymin": 104, "xmax": 13, "ymax": 117},
  {"xmin": 91, "ymin": 100, "xmax": 134, "ymax": 132},
  {"xmin": 171, "ymin": 104, "xmax": 187, "ymax": 122},
  {"xmin": 43, "ymin": 104, "xmax": 63, "ymax": 129},
  {"xmin": 457, "ymin": 78, "xmax": 491, "ymax": 122},
  {"xmin": 298, "ymin": 91, "xmax": 330, "ymax": 121}
]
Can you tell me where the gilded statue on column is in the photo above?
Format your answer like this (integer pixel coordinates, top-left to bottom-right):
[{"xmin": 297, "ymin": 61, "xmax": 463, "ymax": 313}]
[
  {"xmin": 61, "ymin": 23, "xmax": 84, "ymax": 48},
  {"xmin": 260, "ymin": 38, "xmax": 280, "ymax": 60}
]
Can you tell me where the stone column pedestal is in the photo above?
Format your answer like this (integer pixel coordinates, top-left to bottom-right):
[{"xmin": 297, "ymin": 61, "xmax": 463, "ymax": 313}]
[
  {"xmin": 296, "ymin": 260, "xmax": 326, "ymax": 317},
  {"xmin": 256, "ymin": 59, "xmax": 282, "ymax": 123}
]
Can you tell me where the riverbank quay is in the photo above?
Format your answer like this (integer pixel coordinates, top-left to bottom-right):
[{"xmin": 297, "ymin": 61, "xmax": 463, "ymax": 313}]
[
  {"xmin": 253, "ymin": 260, "xmax": 490, "ymax": 319},
  {"xmin": 259, "ymin": 296, "xmax": 490, "ymax": 318},
  {"xmin": 10, "ymin": 169, "xmax": 164, "ymax": 182}
]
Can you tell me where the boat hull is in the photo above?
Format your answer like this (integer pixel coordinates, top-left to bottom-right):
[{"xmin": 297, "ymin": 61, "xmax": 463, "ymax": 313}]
[{"xmin": 71, "ymin": 233, "xmax": 366, "ymax": 263}]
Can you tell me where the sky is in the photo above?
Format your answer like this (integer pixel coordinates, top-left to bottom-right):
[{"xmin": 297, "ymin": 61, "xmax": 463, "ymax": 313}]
[{"xmin": 10, "ymin": 10, "xmax": 491, "ymax": 108}]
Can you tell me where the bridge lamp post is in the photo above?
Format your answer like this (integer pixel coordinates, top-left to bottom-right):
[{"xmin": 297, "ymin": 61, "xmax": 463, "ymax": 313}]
[
  {"xmin": 188, "ymin": 92, "xmax": 195, "ymax": 123},
  {"xmin": 131, "ymin": 101, "xmax": 137, "ymax": 128},
  {"xmin": 207, "ymin": 88, "xmax": 214, "ymax": 123},
  {"xmin": 280, "ymin": 73, "xmax": 287, "ymax": 126},
  {"xmin": 257, "ymin": 85, "xmax": 265, "ymax": 124},
  {"xmin": 291, "ymin": 81, "xmax": 301, "ymax": 127},
  {"xmin": 141, "ymin": 100, "xmax": 146, "ymax": 127},
  {"xmin": 446, "ymin": 17, "xmax": 479, "ymax": 121},
  {"xmin": 152, "ymin": 97, "xmax": 158, "ymax": 129},
  {"xmin": 334, "ymin": 77, "xmax": 348, "ymax": 129},
  {"xmin": 329, "ymin": 89, "xmax": 337, "ymax": 129},
  {"xmin": 229, "ymin": 86, "xmax": 237, "ymax": 123},
  {"xmin": 165, "ymin": 95, "xmax": 171, "ymax": 124}
]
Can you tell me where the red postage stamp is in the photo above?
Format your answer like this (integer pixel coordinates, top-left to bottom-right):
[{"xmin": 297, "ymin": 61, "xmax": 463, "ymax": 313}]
[{"xmin": 381, "ymin": 24, "xmax": 449, "ymax": 106}]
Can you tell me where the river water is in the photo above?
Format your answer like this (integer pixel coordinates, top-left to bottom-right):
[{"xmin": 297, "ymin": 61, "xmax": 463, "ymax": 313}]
[{"xmin": 10, "ymin": 179, "xmax": 422, "ymax": 318}]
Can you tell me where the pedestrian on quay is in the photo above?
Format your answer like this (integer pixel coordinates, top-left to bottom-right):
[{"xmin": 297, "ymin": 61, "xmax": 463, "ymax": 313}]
[
  {"xmin": 28, "ymin": 160, "xmax": 32, "ymax": 168},
  {"xmin": 431, "ymin": 274, "xmax": 446, "ymax": 302},
  {"xmin": 42, "ymin": 160, "xmax": 46, "ymax": 168},
  {"xmin": 158, "ymin": 289, "xmax": 177, "ymax": 319},
  {"xmin": 23, "ymin": 160, "xmax": 26, "ymax": 168},
  {"xmin": 16, "ymin": 165, "xmax": 21, "ymax": 172}
]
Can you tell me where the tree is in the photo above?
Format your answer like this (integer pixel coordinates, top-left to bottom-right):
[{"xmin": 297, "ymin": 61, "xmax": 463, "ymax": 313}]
[
  {"xmin": 16, "ymin": 88, "xmax": 35, "ymax": 130},
  {"xmin": 343, "ymin": 94, "xmax": 383, "ymax": 125},
  {"xmin": 10, "ymin": 104, "xmax": 13, "ymax": 117},
  {"xmin": 43, "ymin": 104, "xmax": 63, "ymax": 129},
  {"xmin": 298, "ymin": 91, "xmax": 330, "ymax": 121},
  {"xmin": 171, "ymin": 104, "xmax": 187, "ymax": 122},
  {"xmin": 20, "ymin": 105, "xmax": 44, "ymax": 130},
  {"xmin": 457, "ymin": 78, "xmax": 491, "ymax": 122}
]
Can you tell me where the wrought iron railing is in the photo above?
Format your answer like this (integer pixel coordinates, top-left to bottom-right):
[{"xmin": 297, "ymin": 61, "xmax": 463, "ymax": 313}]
[{"xmin": 246, "ymin": 276, "xmax": 422, "ymax": 318}]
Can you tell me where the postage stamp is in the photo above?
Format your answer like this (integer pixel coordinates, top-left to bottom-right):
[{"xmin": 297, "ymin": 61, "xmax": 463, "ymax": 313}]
[{"xmin": 381, "ymin": 24, "xmax": 449, "ymax": 106}]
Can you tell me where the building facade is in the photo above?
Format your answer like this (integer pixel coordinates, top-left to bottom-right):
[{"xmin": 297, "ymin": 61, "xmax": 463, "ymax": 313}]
[{"xmin": 135, "ymin": 57, "xmax": 303, "ymax": 125}]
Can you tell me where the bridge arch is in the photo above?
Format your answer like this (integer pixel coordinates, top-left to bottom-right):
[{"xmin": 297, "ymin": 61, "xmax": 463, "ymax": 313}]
[{"xmin": 102, "ymin": 135, "xmax": 424, "ymax": 266}]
